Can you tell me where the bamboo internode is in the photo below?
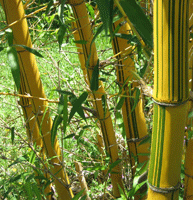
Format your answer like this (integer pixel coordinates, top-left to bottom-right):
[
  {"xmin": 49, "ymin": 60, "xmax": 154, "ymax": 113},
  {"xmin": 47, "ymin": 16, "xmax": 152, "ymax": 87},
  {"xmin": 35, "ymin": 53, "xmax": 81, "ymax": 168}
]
[{"xmin": 148, "ymin": 0, "xmax": 189, "ymax": 199}]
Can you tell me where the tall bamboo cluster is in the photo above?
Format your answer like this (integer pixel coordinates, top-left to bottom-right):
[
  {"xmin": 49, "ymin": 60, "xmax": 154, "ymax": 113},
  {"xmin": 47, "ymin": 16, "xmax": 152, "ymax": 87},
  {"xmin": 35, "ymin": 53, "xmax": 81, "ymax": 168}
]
[
  {"xmin": 67, "ymin": 0, "xmax": 124, "ymax": 197},
  {"xmin": 184, "ymin": 0, "xmax": 193, "ymax": 199},
  {"xmin": 0, "ymin": 0, "xmax": 73, "ymax": 199},
  {"xmin": 112, "ymin": 18, "xmax": 149, "ymax": 177},
  {"xmin": 148, "ymin": 0, "xmax": 189, "ymax": 199}
]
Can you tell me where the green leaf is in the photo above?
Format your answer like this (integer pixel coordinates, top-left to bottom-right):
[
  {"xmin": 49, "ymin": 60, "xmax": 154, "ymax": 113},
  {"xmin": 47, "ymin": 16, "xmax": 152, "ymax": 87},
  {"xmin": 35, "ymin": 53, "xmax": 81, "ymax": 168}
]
[
  {"xmin": 117, "ymin": 184, "xmax": 127, "ymax": 200},
  {"xmin": 46, "ymin": 0, "xmax": 54, "ymax": 15},
  {"xmin": 13, "ymin": 44, "xmax": 43, "ymax": 58},
  {"xmin": 131, "ymin": 88, "xmax": 140, "ymax": 113},
  {"xmin": 72, "ymin": 189, "xmax": 85, "ymax": 200},
  {"xmin": 56, "ymin": 89, "xmax": 74, "ymax": 96},
  {"xmin": 63, "ymin": 133, "xmax": 75, "ymax": 140},
  {"xmin": 11, "ymin": 127, "xmax": 14, "ymax": 145},
  {"xmin": 58, "ymin": 24, "xmax": 66, "ymax": 50},
  {"xmin": 73, "ymin": 40, "xmax": 88, "ymax": 44},
  {"xmin": 7, "ymin": 46, "xmax": 20, "ymax": 90},
  {"xmin": 190, "ymin": 33, "xmax": 193, "ymax": 39},
  {"xmin": 63, "ymin": 94, "xmax": 68, "ymax": 135},
  {"xmin": 59, "ymin": 0, "xmax": 66, "ymax": 24},
  {"xmin": 86, "ymin": 25, "xmax": 104, "ymax": 67},
  {"xmin": 51, "ymin": 115, "xmax": 63, "ymax": 148},
  {"xmin": 24, "ymin": 182, "xmax": 33, "ymax": 200},
  {"xmin": 101, "ymin": 94, "xmax": 107, "ymax": 118},
  {"xmin": 69, "ymin": 92, "xmax": 88, "ymax": 123},
  {"xmin": 90, "ymin": 59, "xmax": 99, "ymax": 91},
  {"xmin": 95, "ymin": 0, "xmax": 111, "ymax": 35},
  {"xmin": 29, "ymin": 148, "xmax": 36, "ymax": 164},
  {"xmin": 108, "ymin": 159, "xmax": 122, "ymax": 174},
  {"xmin": 188, "ymin": 111, "xmax": 193, "ymax": 118},
  {"xmin": 32, "ymin": 183, "xmax": 41, "ymax": 200},
  {"xmin": 138, "ymin": 135, "xmax": 151, "ymax": 146},
  {"xmin": 116, "ymin": 96, "xmax": 126, "ymax": 110},
  {"xmin": 119, "ymin": 0, "xmax": 153, "ymax": 48}
]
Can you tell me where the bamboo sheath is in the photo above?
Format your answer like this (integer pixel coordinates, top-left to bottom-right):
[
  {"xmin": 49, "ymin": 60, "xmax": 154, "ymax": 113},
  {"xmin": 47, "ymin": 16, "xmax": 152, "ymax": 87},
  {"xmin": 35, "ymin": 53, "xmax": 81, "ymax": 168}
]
[
  {"xmin": 147, "ymin": 0, "xmax": 189, "ymax": 199},
  {"xmin": 67, "ymin": 0, "xmax": 124, "ymax": 197},
  {"xmin": 112, "ymin": 18, "xmax": 149, "ymax": 176},
  {"xmin": 0, "ymin": 0, "xmax": 73, "ymax": 199},
  {"xmin": 184, "ymin": 1, "xmax": 193, "ymax": 199}
]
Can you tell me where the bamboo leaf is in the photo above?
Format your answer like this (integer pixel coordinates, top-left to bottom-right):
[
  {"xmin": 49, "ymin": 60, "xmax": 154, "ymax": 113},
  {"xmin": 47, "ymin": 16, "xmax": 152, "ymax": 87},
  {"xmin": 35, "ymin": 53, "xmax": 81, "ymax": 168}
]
[
  {"xmin": 73, "ymin": 40, "xmax": 87, "ymax": 44},
  {"xmin": 119, "ymin": 0, "xmax": 153, "ymax": 48},
  {"xmin": 63, "ymin": 94, "xmax": 68, "ymax": 135},
  {"xmin": 108, "ymin": 159, "xmax": 122, "ymax": 174},
  {"xmin": 32, "ymin": 183, "xmax": 41, "ymax": 200},
  {"xmin": 63, "ymin": 133, "xmax": 75, "ymax": 140},
  {"xmin": 7, "ymin": 46, "xmax": 20, "ymax": 91},
  {"xmin": 11, "ymin": 127, "xmax": 14, "ymax": 145},
  {"xmin": 58, "ymin": 24, "xmax": 66, "ymax": 50},
  {"xmin": 69, "ymin": 92, "xmax": 88, "ymax": 123},
  {"xmin": 24, "ymin": 182, "xmax": 33, "ymax": 200},
  {"xmin": 13, "ymin": 45, "xmax": 43, "ymax": 58},
  {"xmin": 90, "ymin": 59, "xmax": 99, "ymax": 91},
  {"xmin": 51, "ymin": 115, "xmax": 63, "ymax": 148},
  {"xmin": 138, "ymin": 135, "xmax": 151, "ymax": 146},
  {"xmin": 95, "ymin": 0, "xmax": 111, "ymax": 35},
  {"xmin": 116, "ymin": 96, "xmax": 126, "ymax": 110},
  {"xmin": 80, "ymin": 195, "xmax": 87, "ymax": 200},
  {"xmin": 72, "ymin": 189, "xmax": 85, "ymax": 200},
  {"xmin": 56, "ymin": 89, "xmax": 74, "ymax": 96},
  {"xmin": 117, "ymin": 184, "xmax": 127, "ymax": 200},
  {"xmin": 6, "ymin": 28, "xmax": 13, "ymax": 46},
  {"xmin": 46, "ymin": 0, "xmax": 53, "ymax": 15},
  {"xmin": 131, "ymin": 88, "xmax": 140, "ymax": 113}
]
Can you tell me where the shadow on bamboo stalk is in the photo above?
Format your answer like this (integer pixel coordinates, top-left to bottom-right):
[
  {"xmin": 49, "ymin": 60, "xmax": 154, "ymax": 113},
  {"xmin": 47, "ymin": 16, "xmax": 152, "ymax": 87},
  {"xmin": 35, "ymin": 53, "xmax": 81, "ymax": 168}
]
[{"xmin": 0, "ymin": 0, "xmax": 73, "ymax": 199}]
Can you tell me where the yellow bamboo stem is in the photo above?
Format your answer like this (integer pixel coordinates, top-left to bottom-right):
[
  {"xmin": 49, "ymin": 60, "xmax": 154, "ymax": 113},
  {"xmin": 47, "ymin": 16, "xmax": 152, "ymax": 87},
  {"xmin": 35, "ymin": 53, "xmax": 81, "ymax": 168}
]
[
  {"xmin": 147, "ymin": 0, "xmax": 189, "ymax": 199},
  {"xmin": 112, "ymin": 17, "xmax": 149, "ymax": 199},
  {"xmin": 184, "ymin": 1, "xmax": 193, "ymax": 199},
  {"xmin": 67, "ymin": 0, "xmax": 124, "ymax": 197},
  {"xmin": 0, "ymin": 0, "xmax": 73, "ymax": 199}
]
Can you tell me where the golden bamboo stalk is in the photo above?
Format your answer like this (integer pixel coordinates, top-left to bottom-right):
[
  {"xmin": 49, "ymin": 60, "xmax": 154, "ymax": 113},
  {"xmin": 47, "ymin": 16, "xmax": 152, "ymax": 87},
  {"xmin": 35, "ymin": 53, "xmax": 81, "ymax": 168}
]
[
  {"xmin": 184, "ymin": 1, "xmax": 193, "ymax": 199},
  {"xmin": 147, "ymin": 0, "xmax": 189, "ymax": 199},
  {"xmin": 67, "ymin": 0, "xmax": 124, "ymax": 197},
  {"xmin": 0, "ymin": 0, "xmax": 73, "ymax": 199}
]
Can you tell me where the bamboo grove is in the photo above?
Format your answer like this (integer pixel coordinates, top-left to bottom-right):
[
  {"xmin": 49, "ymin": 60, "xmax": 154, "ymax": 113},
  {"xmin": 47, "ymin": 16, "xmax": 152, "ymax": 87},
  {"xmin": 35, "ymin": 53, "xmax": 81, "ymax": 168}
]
[{"xmin": 0, "ymin": 0, "xmax": 192, "ymax": 199}]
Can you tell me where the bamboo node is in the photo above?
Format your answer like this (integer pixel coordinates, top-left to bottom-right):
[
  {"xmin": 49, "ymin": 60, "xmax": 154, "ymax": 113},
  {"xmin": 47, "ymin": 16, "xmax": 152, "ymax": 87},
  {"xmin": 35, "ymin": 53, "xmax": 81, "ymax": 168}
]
[
  {"xmin": 152, "ymin": 98, "xmax": 189, "ymax": 107},
  {"xmin": 185, "ymin": 172, "xmax": 193, "ymax": 179},
  {"xmin": 148, "ymin": 182, "xmax": 181, "ymax": 194},
  {"xmin": 127, "ymin": 135, "xmax": 149, "ymax": 143}
]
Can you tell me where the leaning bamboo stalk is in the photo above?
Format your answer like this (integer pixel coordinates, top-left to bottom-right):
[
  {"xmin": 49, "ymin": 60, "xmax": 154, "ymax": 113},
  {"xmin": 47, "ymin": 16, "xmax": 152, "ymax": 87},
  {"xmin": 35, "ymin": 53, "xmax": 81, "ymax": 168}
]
[
  {"xmin": 184, "ymin": 1, "xmax": 193, "ymax": 199},
  {"xmin": 147, "ymin": 0, "xmax": 189, "ymax": 199},
  {"xmin": 0, "ymin": 0, "xmax": 73, "ymax": 199},
  {"xmin": 112, "ymin": 17, "xmax": 149, "ymax": 199},
  {"xmin": 67, "ymin": 0, "xmax": 124, "ymax": 197}
]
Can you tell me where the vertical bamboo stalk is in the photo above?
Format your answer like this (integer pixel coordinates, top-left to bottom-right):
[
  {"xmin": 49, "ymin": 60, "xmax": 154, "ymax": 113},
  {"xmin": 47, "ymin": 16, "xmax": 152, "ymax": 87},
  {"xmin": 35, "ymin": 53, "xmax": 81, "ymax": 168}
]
[
  {"xmin": 67, "ymin": 0, "xmax": 124, "ymax": 197},
  {"xmin": 112, "ymin": 17, "xmax": 149, "ymax": 199},
  {"xmin": 112, "ymin": 18, "xmax": 149, "ymax": 176},
  {"xmin": 0, "ymin": 0, "xmax": 73, "ymax": 199},
  {"xmin": 183, "ymin": 1, "xmax": 193, "ymax": 199},
  {"xmin": 147, "ymin": 0, "xmax": 189, "ymax": 199}
]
